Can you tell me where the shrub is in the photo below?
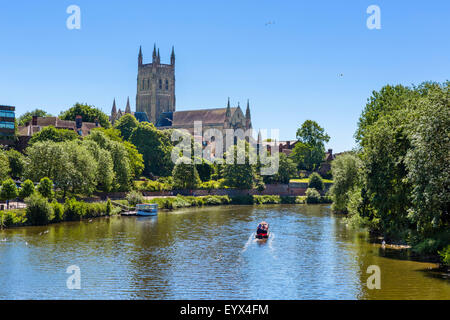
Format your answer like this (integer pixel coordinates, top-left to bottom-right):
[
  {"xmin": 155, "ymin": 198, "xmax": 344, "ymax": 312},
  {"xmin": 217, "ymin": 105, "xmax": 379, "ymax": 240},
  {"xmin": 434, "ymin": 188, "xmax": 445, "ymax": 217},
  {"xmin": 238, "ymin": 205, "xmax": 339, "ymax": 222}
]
[
  {"xmin": 126, "ymin": 190, "xmax": 144, "ymax": 207},
  {"xmin": 25, "ymin": 193, "xmax": 54, "ymax": 225},
  {"xmin": 20, "ymin": 179, "xmax": 35, "ymax": 199},
  {"xmin": 230, "ymin": 195, "xmax": 254, "ymax": 205},
  {"xmin": 0, "ymin": 209, "xmax": 26, "ymax": 228},
  {"xmin": 51, "ymin": 199, "xmax": 64, "ymax": 222},
  {"xmin": 64, "ymin": 198, "xmax": 85, "ymax": 221},
  {"xmin": 438, "ymin": 245, "xmax": 450, "ymax": 266},
  {"xmin": 254, "ymin": 195, "xmax": 281, "ymax": 204},
  {"xmin": 37, "ymin": 177, "xmax": 53, "ymax": 199},
  {"xmin": 1, "ymin": 178, "xmax": 18, "ymax": 206},
  {"xmin": 106, "ymin": 199, "xmax": 112, "ymax": 216},
  {"xmin": 306, "ymin": 188, "xmax": 321, "ymax": 204},
  {"xmin": 308, "ymin": 172, "xmax": 324, "ymax": 191}
]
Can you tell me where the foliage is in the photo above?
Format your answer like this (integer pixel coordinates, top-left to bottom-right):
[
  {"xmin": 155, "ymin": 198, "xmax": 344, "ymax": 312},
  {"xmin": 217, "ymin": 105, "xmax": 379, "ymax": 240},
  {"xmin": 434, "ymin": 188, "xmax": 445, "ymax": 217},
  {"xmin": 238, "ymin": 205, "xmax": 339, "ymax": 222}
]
[
  {"xmin": 19, "ymin": 179, "xmax": 35, "ymax": 199},
  {"xmin": 263, "ymin": 153, "xmax": 297, "ymax": 184},
  {"xmin": 291, "ymin": 120, "xmax": 330, "ymax": 171},
  {"xmin": 126, "ymin": 190, "xmax": 144, "ymax": 207},
  {"xmin": 17, "ymin": 109, "xmax": 51, "ymax": 126},
  {"xmin": 0, "ymin": 209, "xmax": 27, "ymax": 228},
  {"xmin": 305, "ymin": 188, "xmax": 321, "ymax": 204},
  {"xmin": 329, "ymin": 153, "xmax": 362, "ymax": 213},
  {"xmin": 81, "ymin": 140, "xmax": 114, "ymax": 192},
  {"xmin": 5, "ymin": 149, "xmax": 25, "ymax": 179},
  {"xmin": 172, "ymin": 157, "xmax": 201, "ymax": 190},
  {"xmin": 0, "ymin": 150, "xmax": 10, "ymax": 181},
  {"xmin": 223, "ymin": 143, "xmax": 256, "ymax": 189},
  {"xmin": 59, "ymin": 102, "xmax": 110, "ymax": 128},
  {"xmin": 195, "ymin": 158, "xmax": 214, "ymax": 182},
  {"xmin": 51, "ymin": 199, "xmax": 64, "ymax": 222},
  {"xmin": 29, "ymin": 126, "xmax": 78, "ymax": 145},
  {"xmin": 37, "ymin": 177, "xmax": 54, "ymax": 199},
  {"xmin": 308, "ymin": 172, "xmax": 324, "ymax": 191},
  {"xmin": 1, "ymin": 178, "xmax": 18, "ymax": 205},
  {"xmin": 25, "ymin": 193, "xmax": 54, "ymax": 225},
  {"xmin": 130, "ymin": 122, "xmax": 173, "ymax": 177},
  {"xmin": 438, "ymin": 245, "xmax": 450, "ymax": 266},
  {"xmin": 114, "ymin": 114, "xmax": 139, "ymax": 141}
]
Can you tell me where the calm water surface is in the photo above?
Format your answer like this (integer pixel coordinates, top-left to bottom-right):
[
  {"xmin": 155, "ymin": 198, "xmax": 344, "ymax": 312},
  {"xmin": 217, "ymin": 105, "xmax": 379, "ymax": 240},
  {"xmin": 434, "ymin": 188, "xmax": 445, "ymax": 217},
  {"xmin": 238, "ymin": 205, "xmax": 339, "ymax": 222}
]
[{"xmin": 0, "ymin": 205, "xmax": 448, "ymax": 299}]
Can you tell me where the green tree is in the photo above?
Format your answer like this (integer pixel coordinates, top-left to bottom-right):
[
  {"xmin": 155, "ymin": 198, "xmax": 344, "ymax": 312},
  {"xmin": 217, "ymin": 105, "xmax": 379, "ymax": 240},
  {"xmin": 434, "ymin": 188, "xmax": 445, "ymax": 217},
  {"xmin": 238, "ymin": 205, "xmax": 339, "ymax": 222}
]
[
  {"xmin": 130, "ymin": 122, "xmax": 173, "ymax": 177},
  {"xmin": 223, "ymin": 144, "xmax": 256, "ymax": 189},
  {"xmin": 0, "ymin": 150, "xmax": 11, "ymax": 181},
  {"xmin": 1, "ymin": 178, "xmax": 18, "ymax": 209},
  {"xmin": 329, "ymin": 153, "xmax": 362, "ymax": 213},
  {"xmin": 264, "ymin": 153, "xmax": 297, "ymax": 184},
  {"xmin": 308, "ymin": 172, "xmax": 324, "ymax": 191},
  {"xmin": 25, "ymin": 193, "xmax": 54, "ymax": 225},
  {"xmin": 6, "ymin": 149, "xmax": 25, "ymax": 179},
  {"xmin": 305, "ymin": 188, "xmax": 321, "ymax": 204},
  {"xmin": 291, "ymin": 120, "xmax": 330, "ymax": 171},
  {"xmin": 59, "ymin": 103, "xmax": 111, "ymax": 128},
  {"xmin": 114, "ymin": 114, "xmax": 139, "ymax": 141},
  {"xmin": 17, "ymin": 109, "xmax": 51, "ymax": 126},
  {"xmin": 195, "ymin": 158, "xmax": 214, "ymax": 182},
  {"xmin": 172, "ymin": 157, "xmax": 201, "ymax": 190},
  {"xmin": 29, "ymin": 126, "xmax": 78, "ymax": 145},
  {"xmin": 81, "ymin": 140, "xmax": 115, "ymax": 192},
  {"xmin": 37, "ymin": 177, "xmax": 54, "ymax": 199},
  {"xmin": 19, "ymin": 179, "xmax": 35, "ymax": 199}
]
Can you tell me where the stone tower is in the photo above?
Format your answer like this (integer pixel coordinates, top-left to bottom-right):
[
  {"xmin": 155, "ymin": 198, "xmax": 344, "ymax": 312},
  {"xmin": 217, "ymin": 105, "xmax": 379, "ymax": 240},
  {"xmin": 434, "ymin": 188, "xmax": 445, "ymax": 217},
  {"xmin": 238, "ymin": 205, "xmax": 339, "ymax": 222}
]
[{"xmin": 136, "ymin": 45, "xmax": 176, "ymax": 123}]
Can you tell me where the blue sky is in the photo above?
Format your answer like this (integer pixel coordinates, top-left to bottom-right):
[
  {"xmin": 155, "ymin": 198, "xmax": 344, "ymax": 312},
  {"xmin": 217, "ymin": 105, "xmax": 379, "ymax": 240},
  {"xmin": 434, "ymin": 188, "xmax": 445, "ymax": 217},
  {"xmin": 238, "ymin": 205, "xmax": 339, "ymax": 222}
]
[{"xmin": 0, "ymin": 0, "xmax": 448, "ymax": 152}]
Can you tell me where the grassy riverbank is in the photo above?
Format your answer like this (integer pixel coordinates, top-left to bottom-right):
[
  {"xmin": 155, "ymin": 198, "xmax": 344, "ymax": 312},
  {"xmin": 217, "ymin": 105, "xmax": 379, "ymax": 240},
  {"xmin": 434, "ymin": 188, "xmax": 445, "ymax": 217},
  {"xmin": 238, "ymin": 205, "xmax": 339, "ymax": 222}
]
[{"xmin": 0, "ymin": 194, "xmax": 332, "ymax": 229}]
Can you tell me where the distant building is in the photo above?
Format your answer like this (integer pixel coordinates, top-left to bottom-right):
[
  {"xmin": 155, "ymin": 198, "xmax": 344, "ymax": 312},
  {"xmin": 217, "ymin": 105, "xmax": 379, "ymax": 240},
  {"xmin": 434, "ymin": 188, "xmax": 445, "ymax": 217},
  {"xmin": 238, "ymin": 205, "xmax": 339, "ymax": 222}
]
[
  {"xmin": 111, "ymin": 45, "xmax": 252, "ymax": 137},
  {"xmin": 0, "ymin": 105, "xmax": 16, "ymax": 145},
  {"xmin": 18, "ymin": 116, "xmax": 100, "ymax": 138}
]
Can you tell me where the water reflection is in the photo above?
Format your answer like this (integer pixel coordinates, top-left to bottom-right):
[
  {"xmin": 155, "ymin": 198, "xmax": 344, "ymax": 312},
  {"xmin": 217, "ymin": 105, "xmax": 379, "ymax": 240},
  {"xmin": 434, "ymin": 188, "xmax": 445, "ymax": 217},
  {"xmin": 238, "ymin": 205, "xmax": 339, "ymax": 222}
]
[{"xmin": 0, "ymin": 205, "xmax": 448, "ymax": 299}]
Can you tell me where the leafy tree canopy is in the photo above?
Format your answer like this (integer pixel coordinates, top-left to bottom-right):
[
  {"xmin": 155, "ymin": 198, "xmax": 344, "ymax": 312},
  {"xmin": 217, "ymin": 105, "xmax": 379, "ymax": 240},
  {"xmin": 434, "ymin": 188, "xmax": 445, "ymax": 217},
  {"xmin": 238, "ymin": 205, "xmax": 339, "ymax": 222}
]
[
  {"xmin": 17, "ymin": 109, "xmax": 51, "ymax": 126},
  {"xmin": 59, "ymin": 103, "xmax": 111, "ymax": 128},
  {"xmin": 29, "ymin": 126, "xmax": 79, "ymax": 145}
]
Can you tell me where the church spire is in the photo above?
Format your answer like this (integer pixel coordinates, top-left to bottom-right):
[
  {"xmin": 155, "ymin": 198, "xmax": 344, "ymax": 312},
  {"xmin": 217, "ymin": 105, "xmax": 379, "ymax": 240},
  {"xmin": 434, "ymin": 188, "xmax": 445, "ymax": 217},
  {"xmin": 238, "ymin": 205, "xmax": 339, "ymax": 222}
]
[
  {"xmin": 111, "ymin": 98, "xmax": 117, "ymax": 125},
  {"xmin": 138, "ymin": 46, "xmax": 143, "ymax": 66},
  {"xmin": 170, "ymin": 46, "xmax": 175, "ymax": 65},
  {"xmin": 245, "ymin": 99, "xmax": 252, "ymax": 129},
  {"xmin": 157, "ymin": 48, "xmax": 160, "ymax": 64},
  {"xmin": 226, "ymin": 97, "xmax": 231, "ymax": 118},
  {"xmin": 152, "ymin": 44, "xmax": 157, "ymax": 63},
  {"xmin": 125, "ymin": 97, "xmax": 131, "ymax": 114}
]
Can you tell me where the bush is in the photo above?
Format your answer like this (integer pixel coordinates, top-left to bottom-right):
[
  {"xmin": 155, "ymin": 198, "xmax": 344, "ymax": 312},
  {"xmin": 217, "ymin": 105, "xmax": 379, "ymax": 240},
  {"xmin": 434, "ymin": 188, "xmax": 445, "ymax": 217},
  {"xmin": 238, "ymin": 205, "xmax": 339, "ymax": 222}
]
[
  {"xmin": 306, "ymin": 188, "xmax": 321, "ymax": 204},
  {"xmin": 0, "ymin": 209, "xmax": 26, "ymax": 228},
  {"xmin": 37, "ymin": 177, "xmax": 53, "ymax": 199},
  {"xmin": 20, "ymin": 179, "xmax": 35, "ymax": 199},
  {"xmin": 106, "ymin": 199, "xmax": 112, "ymax": 216},
  {"xmin": 254, "ymin": 195, "xmax": 281, "ymax": 204},
  {"xmin": 64, "ymin": 198, "xmax": 86, "ymax": 221},
  {"xmin": 51, "ymin": 199, "xmax": 64, "ymax": 222},
  {"xmin": 230, "ymin": 195, "xmax": 254, "ymax": 205},
  {"xmin": 126, "ymin": 190, "xmax": 144, "ymax": 207},
  {"xmin": 1, "ymin": 178, "xmax": 18, "ymax": 206},
  {"xmin": 25, "ymin": 193, "xmax": 54, "ymax": 225},
  {"xmin": 438, "ymin": 245, "xmax": 450, "ymax": 266},
  {"xmin": 308, "ymin": 172, "xmax": 324, "ymax": 191}
]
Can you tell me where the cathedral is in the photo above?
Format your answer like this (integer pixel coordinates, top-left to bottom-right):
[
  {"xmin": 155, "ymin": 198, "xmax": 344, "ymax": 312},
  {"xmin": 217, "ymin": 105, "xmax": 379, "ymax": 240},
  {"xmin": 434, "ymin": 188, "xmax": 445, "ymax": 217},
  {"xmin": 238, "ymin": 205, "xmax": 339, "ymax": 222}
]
[{"xmin": 111, "ymin": 45, "xmax": 252, "ymax": 135}]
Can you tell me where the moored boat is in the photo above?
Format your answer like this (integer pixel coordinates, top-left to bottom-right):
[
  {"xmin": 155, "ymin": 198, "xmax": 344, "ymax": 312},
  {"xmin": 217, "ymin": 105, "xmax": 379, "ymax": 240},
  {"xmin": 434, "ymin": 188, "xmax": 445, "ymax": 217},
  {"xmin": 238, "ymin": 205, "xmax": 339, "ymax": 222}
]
[{"xmin": 136, "ymin": 204, "xmax": 158, "ymax": 216}]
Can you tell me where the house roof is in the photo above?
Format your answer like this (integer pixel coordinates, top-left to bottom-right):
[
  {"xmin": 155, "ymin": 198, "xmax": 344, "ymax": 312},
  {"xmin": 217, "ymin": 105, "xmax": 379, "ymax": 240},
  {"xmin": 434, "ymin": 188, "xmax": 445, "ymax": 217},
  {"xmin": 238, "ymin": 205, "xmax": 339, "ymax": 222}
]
[
  {"xmin": 18, "ymin": 117, "xmax": 99, "ymax": 137},
  {"xmin": 171, "ymin": 107, "xmax": 237, "ymax": 126}
]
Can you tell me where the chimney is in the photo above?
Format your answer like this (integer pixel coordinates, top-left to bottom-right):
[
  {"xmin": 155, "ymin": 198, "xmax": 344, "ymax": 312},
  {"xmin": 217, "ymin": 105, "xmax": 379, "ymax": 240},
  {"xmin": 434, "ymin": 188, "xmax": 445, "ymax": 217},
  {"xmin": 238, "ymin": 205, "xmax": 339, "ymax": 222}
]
[
  {"xmin": 95, "ymin": 118, "xmax": 99, "ymax": 127},
  {"xmin": 32, "ymin": 116, "xmax": 38, "ymax": 126},
  {"xmin": 328, "ymin": 149, "xmax": 332, "ymax": 156}
]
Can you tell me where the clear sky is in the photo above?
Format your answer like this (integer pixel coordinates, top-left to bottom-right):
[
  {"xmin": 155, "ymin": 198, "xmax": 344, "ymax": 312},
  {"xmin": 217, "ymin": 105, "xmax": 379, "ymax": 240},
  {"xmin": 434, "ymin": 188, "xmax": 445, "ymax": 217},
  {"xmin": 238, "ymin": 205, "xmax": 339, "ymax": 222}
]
[{"xmin": 0, "ymin": 0, "xmax": 448, "ymax": 152}]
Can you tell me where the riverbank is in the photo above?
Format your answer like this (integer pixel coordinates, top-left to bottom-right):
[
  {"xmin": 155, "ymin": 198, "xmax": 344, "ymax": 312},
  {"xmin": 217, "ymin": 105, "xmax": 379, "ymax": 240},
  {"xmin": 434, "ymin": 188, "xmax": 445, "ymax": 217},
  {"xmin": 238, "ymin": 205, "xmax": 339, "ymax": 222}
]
[{"xmin": 0, "ymin": 194, "xmax": 332, "ymax": 229}]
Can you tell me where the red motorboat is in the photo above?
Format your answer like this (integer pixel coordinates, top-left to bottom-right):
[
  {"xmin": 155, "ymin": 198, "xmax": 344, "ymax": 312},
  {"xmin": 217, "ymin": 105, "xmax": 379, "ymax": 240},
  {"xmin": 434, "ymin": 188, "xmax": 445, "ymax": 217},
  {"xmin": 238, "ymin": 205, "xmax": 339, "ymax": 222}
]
[{"xmin": 255, "ymin": 221, "xmax": 269, "ymax": 239}]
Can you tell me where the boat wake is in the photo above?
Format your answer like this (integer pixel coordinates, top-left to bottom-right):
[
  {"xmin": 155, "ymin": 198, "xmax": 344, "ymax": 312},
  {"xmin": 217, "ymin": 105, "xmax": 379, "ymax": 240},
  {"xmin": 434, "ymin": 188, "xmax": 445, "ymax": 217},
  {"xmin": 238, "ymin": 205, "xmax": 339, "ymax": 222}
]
[{"xmin": 241, "ymin": 232, "xmax": 256, "ymax": 253}]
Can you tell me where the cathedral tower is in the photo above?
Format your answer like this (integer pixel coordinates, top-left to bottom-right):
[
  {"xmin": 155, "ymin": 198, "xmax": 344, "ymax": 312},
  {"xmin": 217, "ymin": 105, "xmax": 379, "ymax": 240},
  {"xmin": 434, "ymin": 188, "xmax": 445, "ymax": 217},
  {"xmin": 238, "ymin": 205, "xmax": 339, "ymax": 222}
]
[{"xmin": 136, "ymin": 44, "xmax": 176, "ymax": 123}]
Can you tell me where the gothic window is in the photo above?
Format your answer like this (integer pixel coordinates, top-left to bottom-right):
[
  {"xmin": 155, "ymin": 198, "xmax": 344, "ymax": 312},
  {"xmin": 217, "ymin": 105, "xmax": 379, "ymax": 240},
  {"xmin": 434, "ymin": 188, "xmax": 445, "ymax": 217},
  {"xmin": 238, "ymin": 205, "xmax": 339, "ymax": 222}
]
[
  {"xmin": 159, "ymin": 79, "xmax": 162, "ymax": 89},
  {"xmin": 142, "ymin": 79, "xmax": 144, "ymax": 90},
  {"xmin": 165, "ymin": 79, "xmax": 169, "ymax": 90},
  {"xmin": 147, "ymin": 79, "xmax": 149, "ymax": 90}
]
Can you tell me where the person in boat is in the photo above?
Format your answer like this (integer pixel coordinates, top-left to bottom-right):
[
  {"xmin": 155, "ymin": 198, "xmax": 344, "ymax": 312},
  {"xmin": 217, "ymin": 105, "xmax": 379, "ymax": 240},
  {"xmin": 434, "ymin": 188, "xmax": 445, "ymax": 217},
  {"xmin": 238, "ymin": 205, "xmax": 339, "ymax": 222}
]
[{"xmin": 256, "ymin": 221, "xmax": 269, "ymax": 238}]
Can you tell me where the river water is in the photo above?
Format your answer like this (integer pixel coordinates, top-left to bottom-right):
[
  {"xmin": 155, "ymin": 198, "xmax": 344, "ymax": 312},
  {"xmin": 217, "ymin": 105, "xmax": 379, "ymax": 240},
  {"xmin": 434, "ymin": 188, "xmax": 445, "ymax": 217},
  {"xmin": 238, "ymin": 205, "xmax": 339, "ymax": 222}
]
[{"xmin": 0, "ymin": 204, "xmax": 448, "ymax": 299}]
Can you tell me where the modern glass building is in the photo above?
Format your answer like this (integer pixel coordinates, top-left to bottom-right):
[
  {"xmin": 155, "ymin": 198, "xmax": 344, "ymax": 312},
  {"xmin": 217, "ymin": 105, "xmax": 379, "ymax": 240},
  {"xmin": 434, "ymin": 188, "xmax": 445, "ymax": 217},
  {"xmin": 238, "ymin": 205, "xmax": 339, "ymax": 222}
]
[{"xmin": 0, "ymin": 105, "xmax": 15, "ymax": 144}]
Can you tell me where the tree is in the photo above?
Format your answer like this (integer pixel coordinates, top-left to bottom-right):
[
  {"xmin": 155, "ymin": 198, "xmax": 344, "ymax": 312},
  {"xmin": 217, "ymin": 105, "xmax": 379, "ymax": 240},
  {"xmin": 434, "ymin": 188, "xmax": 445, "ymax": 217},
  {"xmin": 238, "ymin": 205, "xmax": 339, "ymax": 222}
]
[
  {"xmin": 0, "ymin": 150, "xmax": 10, "ymax": 181},
  {"xmin": 17, "ymin": 109, "xmax": 51, "ymax": 126},
  {"xmin": 59, "ymin": 103, "xmax": 111, "ymax": 128},
  {"xmin": 308, "ymin": 172, "xmax": 324, "ymax": 191},
  {"xmin": 81, "ymin": 140, "xmax": 114, "ymax": 192},
  {"xmin": 29, "ymin": 126, "xmax": 78, "ymax": 145},
  {"xmin": 1, "ymin": 178, "xmax": 18, "ymax": 209},
  {"xmin": 306, "ymin": 188, "xmax": 321, "ymax": 204},
  {"xmin": 172, "ymin": 157, "xmax": 201, "ymax": 190},
  {"xmin": 37, "ymin": 177, "xmax": 54, "ymax": 199},
  {"xmin": 25, "ymin": 193, "xmax": 54, "ymax": 225},
  {"xmin": 223, "ymin": 144, "xmax": 256, "ymax": 189},
  {"xmin": 114, "ymin": 114, "xmax": 139, "ymax": 141},
  {"xmin": 291, "ymin": 120, "xmax": 330, "ymax": 171},
  {"xmin": 20, "ymin": 179, "xmax": 35, "ymax": 199},
  {"xmin": 130, "ymin": 122, "xmax": 173, "ymax": 177},
  {"xmin": 195, "ymin": 158, "xmax": 214, "ymax": 182},
  {"xmin": 329, "ymin": 153, "xmax": 362, "ymax": 212},
  {"xmin": 264, "ymin": 153, "xmax": 297, "ymax": 184},
  {"xmin": 6, "ymin": 149, "xmax": 25, "ymax": 179}
]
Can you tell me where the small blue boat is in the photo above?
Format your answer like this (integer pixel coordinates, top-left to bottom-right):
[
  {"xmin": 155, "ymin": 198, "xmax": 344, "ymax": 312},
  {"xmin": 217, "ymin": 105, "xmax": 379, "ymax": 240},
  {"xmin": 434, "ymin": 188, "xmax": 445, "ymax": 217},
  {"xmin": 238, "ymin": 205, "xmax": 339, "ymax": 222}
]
[{"xmin": 136, "ymin": 204, "xmax": 158, "ymax": 216}]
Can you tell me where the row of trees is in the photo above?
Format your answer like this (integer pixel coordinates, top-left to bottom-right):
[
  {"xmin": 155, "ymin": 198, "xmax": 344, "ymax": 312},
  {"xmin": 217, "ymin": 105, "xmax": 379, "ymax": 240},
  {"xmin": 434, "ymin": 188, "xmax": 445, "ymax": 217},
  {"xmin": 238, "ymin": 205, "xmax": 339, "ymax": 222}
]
[{"xmin": 329, "ymin": 81, "xmax": 449, "ymax": 256}]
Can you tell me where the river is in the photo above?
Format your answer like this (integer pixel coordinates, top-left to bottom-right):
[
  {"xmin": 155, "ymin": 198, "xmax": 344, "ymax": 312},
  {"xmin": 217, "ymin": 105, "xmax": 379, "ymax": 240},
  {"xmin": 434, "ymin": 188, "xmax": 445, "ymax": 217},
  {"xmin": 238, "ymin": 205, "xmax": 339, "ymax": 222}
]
[{"xmin": 0, "ymin": 204, "xmax": 448, "ymax": 299}]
